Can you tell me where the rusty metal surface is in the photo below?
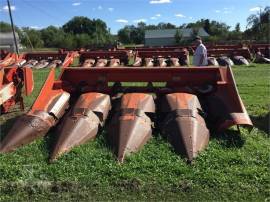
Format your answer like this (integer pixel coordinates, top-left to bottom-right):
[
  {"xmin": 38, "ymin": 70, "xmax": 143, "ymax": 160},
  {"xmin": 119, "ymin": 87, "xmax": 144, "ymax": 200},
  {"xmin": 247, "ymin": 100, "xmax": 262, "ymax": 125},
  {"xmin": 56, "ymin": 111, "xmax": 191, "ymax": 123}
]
[
  {"xmin": 233, "ymin": 56, "xmax": 249, "ymax": 65},
  {"xmin": 33, "ymin": 60, "xmax": 49, "ymax": 69},
  {"xmin": 170, "ymin": 58, "xmax": 180, "ymax": 67},
  {"xmin": 144, "ymin": 58, "xmax": 154, "ymax": 67},
  {"xmin": 160, "ymin": 93, "xmax": 209, "ymax": 161},
  {"xmin": 0, "ymin": 67, "xmax": 33, "ymax": 113},
  {"xmin": 96, "ymin": 59, "xmax": 108, "ymax": 67},
  {"xmin": 108, "ymin": 93, "xmax": 155, "ymax": 162},
  {"xmin": 157, "ymin": 58, "xmax": 167, "ymax": 67},
  {"xmin": 217, "ymin": 56, "xmax": 234, "ymax": 66},
  {"xmin": 109, "ymin": 58, "xmax": 120, "ymax": 67},
  {"xmin": 50, "ymin": 92, "xmax": 111, "ymax": 161},
  {"xmin": 207, "ymin": 57, "xmax": 219, "ymax": 66},
  {"xmin": 23, "ymin": 59, "xmax": 39, "ymax": 68},
  {"xmin": 133, "ymin": 57, "xmax": 142, "ymax": 67},
  {"xmin": 0, "ymin": 110, "xmax": 55, "ymax": 153},
  {"xmin": 0, "ymin": 92, "xmax": 70, "ymax": 152},
  {"xmin": 83, "ymin": 59, "xmax": 95, "ymax": 68},
  {"xmin": 47, "ymin": 60, "xmax": 62, "ymax": 68},
  {"xmin": 23, "ymin": 67, "xmax": 34, "ymax": 96},
  {"xmin": 3, "ymin": 65, "xmax": 253, "ymax": 161}
]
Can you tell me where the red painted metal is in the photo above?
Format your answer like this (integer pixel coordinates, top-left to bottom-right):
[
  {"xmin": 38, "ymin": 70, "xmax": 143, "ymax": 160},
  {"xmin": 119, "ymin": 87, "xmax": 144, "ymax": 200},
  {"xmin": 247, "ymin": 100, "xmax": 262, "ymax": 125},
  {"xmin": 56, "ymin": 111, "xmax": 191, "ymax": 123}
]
[
  {"xmin": 50, "ymin": 92, "xmax": 111, "ymax": 161},
  {"xmin": 207, "ymin": 48, "xmax": 252, "ymax": 60},
  {"xmin": 1, "ymin": 66, "xmax": 253, "ymax": 162},
  {"xmin": 0, "ymin": 53, "xmax": 17, "ymax": 67},
  {"xmin": 108, "ymin": 93, "xmax": 155, "ymax": 162},
  {"xmin": 21, "ymin": 51, "xmax": 76, "ymax": 68},
  {"xmin": 80, "ymin": 51, "xmax": 128, "ymax": 66},
  {"xmin": 0, "ymin": 66, "xmax": 33, "ymax": 113},
  {"xmin": 136, "ymin": 50, "xmax": 189, "ymax": 65},
  {"xmin": 159, "ymin": 93, "xmax": 209, "ymax": 161}
]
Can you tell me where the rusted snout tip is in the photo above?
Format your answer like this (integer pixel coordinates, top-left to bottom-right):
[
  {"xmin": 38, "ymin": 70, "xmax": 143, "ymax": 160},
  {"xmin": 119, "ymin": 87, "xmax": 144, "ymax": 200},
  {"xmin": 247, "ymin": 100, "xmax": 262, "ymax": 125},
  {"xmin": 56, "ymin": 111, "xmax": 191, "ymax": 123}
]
[
  {"xmin": 0, "ymin": 111, "xmax": 54, "ymax": 153},
  {"xmin": 50, "ymin": 112, "xmax": 100, "ymax": 161},
  {"xmin": 110, "ymin": 116, "xmax": 152, "ymax": 163}
]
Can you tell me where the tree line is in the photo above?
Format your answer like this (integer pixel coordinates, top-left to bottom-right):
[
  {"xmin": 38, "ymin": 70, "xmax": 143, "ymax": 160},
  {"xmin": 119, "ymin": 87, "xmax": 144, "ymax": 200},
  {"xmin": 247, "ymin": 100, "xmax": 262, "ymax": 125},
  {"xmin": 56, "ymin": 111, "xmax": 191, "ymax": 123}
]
[
  {"xmin": 0, "ymin": 6, "xmax": 269, "ymax": 49},
  {"xmin": 117, "ymin": 6, "xmax": 269, "ymax": 45},
  {"xmin": 0, "ymin": 16, "xmax": 115, "ymax": 49}
]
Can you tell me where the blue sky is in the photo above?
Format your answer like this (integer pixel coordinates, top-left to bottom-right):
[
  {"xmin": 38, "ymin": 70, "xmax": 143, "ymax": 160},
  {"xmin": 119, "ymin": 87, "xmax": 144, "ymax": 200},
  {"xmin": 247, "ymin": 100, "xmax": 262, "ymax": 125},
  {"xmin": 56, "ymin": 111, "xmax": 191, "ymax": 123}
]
[{"xmin": 0, "ymin": 0, "xmax": 269, "ymax": 34}]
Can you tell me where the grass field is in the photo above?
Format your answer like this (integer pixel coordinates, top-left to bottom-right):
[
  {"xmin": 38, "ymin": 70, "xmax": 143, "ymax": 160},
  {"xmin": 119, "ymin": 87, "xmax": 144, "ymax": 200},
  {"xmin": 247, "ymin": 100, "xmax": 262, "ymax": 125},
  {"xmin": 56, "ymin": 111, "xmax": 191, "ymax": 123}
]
[{"xmin": 0, "ymin": 64, "xmax": 269, "ymax": 201}]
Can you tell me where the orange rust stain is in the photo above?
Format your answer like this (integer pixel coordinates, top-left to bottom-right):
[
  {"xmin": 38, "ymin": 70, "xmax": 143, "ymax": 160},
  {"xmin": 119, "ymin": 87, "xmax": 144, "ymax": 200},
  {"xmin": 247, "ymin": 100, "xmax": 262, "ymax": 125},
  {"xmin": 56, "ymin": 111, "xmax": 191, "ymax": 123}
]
[
  {"xmin": 122, "ymin": 93, "xmax": 147, "ymax": 109},
  {"xmin": 173, "ymin": 93, "xmax": 193, "ymax": 109}
]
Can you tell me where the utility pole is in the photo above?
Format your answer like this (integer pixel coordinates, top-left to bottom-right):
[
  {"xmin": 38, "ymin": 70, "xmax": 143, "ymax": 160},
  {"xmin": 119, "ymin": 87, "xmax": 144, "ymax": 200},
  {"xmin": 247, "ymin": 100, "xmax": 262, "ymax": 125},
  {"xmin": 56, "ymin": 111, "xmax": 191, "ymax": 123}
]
[{"xmin": 7, "ymin": 0, "xmax": 19, "ymax": 54}]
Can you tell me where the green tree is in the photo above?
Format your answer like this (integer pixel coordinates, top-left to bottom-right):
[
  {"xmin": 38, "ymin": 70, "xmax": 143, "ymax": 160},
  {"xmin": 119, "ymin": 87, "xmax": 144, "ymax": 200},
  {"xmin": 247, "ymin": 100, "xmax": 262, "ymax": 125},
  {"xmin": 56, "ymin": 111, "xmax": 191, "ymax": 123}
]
[
  {"xmin": 235, "ymin": 23, "xmax": 241, "ymax": 32},
  {"xmin": 118, "ymin": 27, "xmax": 131, "ymax": 44},
  {"xmin": 245, "ymin": 6, "xmax": 270, "ymax": 41},
  {"xmin": 20, "ymin": 28, "xmax": 44, "ymax": 48}
]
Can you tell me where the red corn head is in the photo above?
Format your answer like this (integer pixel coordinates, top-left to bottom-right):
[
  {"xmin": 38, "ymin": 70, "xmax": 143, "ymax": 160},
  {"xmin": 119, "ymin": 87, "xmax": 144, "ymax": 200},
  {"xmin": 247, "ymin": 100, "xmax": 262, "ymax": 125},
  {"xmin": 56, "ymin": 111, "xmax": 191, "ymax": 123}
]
[
  {"xmin": 160, "ymin": 93, "xmax": 209, "ymax": 161},
  {"xmin": 0, "ymin": 92, "xmax": 70, "ymax": 153},
  {"xmin": 108, "ymin": 93, "xmax": 155, "ymax": 162},
  {"xmin": 50, "ymin": 92, "xmax": 111, "ymax": 161}
]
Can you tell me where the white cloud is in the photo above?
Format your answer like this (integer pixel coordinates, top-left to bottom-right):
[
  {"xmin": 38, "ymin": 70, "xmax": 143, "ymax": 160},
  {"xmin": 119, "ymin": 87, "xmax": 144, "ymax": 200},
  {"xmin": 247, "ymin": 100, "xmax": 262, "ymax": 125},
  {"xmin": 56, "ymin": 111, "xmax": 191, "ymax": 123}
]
[
  {"xmin": 223, "ymin": 10, "xmax": 231, "ymax": 14},
  {"xmin": 98, "ymin": 5, "xmax": 103, "ymax": 10},
  {"xmin": 150, "ymin": 0, "xmax": 171, "ymax": 4},
  {"xmin": 2, "ymin": 5, "xmax": 16, "ymax": 11},
  {"xmin": 249, "ymin": 6, "xmax": 260, "ymax": 12},
  {"xmin": 116, "ymin": 19, "xmax": 128, "ymax": 23},
  {"xmin": 133, "ymin": 19, "xmax": 147, "ymax": 23},
  {"xmin": 72, "ymin": 2, "xmax": 81, "ymax": 6},
  {"xmin": 151, "ymin": 14, "xmax": 161, "ymax": 20},
  {"xmin": 215, "ymin": 10, "xmax": 221, "ymax": 13},
  {"xmin": 189, "ymin": 17, "xmax": 193, "ymax": 19},
  {"xmin": 175, "ymin": 13, "xmax": 185, "ymax": 18},
  {"xmin": 30, "ymin": 26, "xmax": 42, "ymax": 30},
  {"xmin": 108, "ymin": 7, "xmax": 114, "ymax": 12}
]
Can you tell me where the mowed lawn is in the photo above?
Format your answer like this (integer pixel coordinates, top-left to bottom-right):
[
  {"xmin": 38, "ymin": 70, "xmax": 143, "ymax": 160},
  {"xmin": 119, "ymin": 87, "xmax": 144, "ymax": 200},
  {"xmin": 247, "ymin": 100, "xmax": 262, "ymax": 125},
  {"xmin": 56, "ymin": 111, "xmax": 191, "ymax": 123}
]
[{"xmin": 0, "ymin": 64, "xmax": 269, "ymax": 201}]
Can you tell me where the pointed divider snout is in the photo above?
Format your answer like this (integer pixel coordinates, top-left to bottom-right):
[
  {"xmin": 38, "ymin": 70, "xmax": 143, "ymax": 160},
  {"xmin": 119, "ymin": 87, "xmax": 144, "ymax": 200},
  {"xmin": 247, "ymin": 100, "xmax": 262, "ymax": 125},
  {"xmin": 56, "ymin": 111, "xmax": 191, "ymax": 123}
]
[
  {"xmin": 0, "ymin": 92, "xmax": 70, "ymax": 153},
  {"xmin": 160, "ymin": 93, "xmax": 210, "ymax": 161},
  {"xmin": 50, "ymin": 92, "xmax": 111, "ymax": 161},
  {"xmin": 108, "ymin": 93, "xmax": 155, "ymax": 162}
]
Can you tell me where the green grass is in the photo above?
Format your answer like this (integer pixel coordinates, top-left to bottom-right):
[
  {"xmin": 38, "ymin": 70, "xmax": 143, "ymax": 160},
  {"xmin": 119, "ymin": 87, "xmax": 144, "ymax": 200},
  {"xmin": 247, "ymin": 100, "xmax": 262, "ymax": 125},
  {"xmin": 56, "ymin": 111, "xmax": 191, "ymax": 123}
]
[{"xmin": 0, "ymin": 64, "xmax": 269, "ymax": 201}]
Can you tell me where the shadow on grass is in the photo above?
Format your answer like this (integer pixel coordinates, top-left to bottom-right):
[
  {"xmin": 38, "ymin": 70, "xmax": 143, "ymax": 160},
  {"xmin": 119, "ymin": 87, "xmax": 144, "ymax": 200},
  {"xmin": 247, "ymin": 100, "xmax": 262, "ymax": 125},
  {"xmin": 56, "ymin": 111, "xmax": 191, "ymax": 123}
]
[
  {"xmin": 250, "ymin": 112, "xmax": 269, "ymax": 136},
  {"xmin": 43, "ymin": 128, "xmax": 58, "ymax": 161},
  {"xmin": 211, "ymin": 129, "xmax": 246, "ymax": 148}
]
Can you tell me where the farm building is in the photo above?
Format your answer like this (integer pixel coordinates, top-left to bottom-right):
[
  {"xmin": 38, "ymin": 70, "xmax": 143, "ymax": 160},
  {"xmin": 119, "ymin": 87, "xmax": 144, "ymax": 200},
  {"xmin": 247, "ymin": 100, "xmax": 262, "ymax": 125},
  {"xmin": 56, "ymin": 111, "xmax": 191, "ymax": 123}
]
[
  {"xmin": 0, "ymin": 32, "xmax": 21, "ymax": 51},
  {"xmin": 145, "ymin": 28, "xmax": 209, "ymax": 46}
]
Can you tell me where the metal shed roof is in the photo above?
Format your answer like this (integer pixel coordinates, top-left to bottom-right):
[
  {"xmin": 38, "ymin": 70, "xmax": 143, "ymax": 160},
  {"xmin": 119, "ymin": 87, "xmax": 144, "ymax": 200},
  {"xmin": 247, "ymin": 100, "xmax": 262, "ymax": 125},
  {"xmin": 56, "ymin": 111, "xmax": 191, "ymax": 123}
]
[
  {"xmin": 0, "ymin": 32, "xmax": 19, "ymax": 45},
  {"xmin": 145, "ymin": 28, "xmax": 209, "ymax": 39}
]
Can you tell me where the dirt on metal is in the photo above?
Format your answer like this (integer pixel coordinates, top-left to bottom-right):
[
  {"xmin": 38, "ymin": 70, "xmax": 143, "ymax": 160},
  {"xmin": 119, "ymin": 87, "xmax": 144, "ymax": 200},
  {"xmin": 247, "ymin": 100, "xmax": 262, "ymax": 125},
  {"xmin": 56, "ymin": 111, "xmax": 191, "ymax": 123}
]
[
  {"xmin": 50, "ymin": 92, "xmax": 111, "ymax": 161},
  {"xmin": 108, "ymin": 93, "xmax": 155, "ymax": 162},
  {"xmin": 159, "ymin": 93, "xmax": 209, "ymax": 161}
]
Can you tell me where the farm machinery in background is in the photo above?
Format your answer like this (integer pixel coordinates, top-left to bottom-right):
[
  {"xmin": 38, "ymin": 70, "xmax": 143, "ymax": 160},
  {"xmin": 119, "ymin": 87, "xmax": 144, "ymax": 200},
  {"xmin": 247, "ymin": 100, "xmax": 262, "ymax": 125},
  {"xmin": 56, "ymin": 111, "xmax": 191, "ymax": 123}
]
[
  {"xmin": 122, "ymin": 43, "xmax": 270, "ymax": 65},
  {"xmin": 0, "ymin": 52, "xmax": 34, "ymax": 113},
  {"xmin": 19, "ymin": 51, "xmax": 76, "ymax": 69}
]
